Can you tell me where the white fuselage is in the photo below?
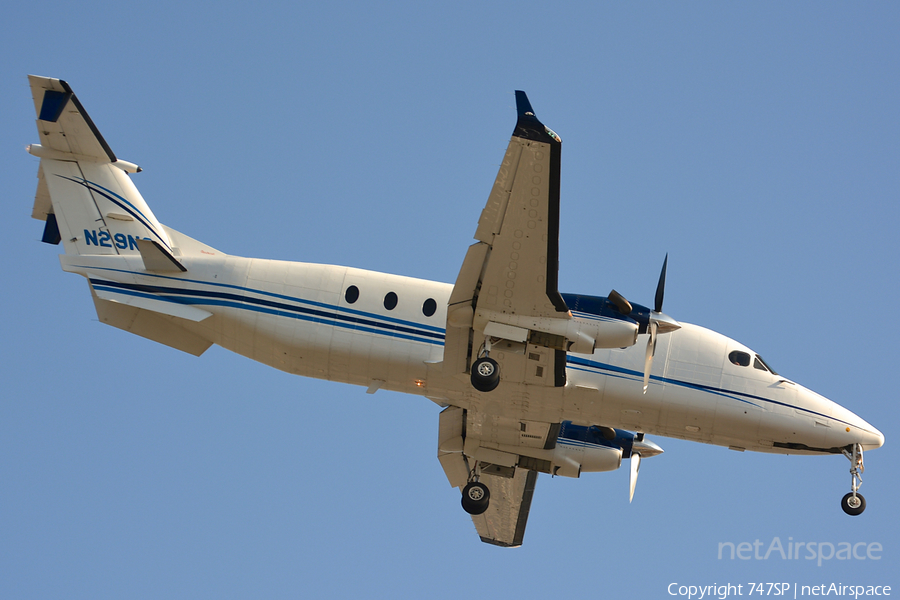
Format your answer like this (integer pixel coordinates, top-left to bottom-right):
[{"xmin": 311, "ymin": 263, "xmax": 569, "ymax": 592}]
[{"xmin": 73, "ymin": 244, "xmax": 883, "ymax": 457}]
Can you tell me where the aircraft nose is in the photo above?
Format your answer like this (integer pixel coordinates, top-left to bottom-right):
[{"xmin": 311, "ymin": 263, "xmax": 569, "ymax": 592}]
[
  {"xmin": 811, "ymin": 388, "xmax": 884, "ymax": 451},
  {"xmin": 863, "ymin": 427, "xmax": 885, "ymax": 450}
]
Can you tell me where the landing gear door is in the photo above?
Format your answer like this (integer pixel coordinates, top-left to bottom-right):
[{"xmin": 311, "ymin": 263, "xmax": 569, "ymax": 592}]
[{"xmin": 437, "ymin": 406, "xmax": 468, "ymax": 489}]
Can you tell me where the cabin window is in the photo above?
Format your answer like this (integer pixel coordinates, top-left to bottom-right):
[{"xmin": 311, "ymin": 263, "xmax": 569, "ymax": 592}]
[
  {"xmin": 422, "ymin": 298, "xmax": 437, "ymax": 317},
  {"xmin": 728, "ymin": 350, "xmax": 751, "ymax": 367},
  {"xmin": 345, "ymin": 285, "xmax": 359, "ymax": 304},
  {"xmin": 754, "ymin": 354, "xmax": 777, "ymax": 375},
  {"xmin": 384, "ymin": 291, "xmax": 398, "ymax": 311}
]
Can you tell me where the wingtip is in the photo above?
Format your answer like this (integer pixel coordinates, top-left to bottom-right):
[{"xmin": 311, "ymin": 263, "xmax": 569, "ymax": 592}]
[
  {"xmin": 515, "ymin": 90, "xmax": 535, "ymax": 117},
  {"xmin": 512, "ymin": 91, "xmax": 560, "ymax": 144}
]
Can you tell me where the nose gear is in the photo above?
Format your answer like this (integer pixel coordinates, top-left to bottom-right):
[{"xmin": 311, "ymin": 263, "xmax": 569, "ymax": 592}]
[{"xmin": 840, "ymin": 443, "xmax": 866, "ymax": 516}]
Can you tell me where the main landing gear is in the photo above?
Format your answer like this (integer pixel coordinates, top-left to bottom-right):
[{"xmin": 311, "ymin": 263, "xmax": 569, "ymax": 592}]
[
  {"xmin": 471, "ymin": 357, "xmax": 500, "ymax": 392},
  {"xmin": 840, "ymin": 443, "xmax": 866, "ymax": 516},
  {"xmin": 461, "ymin": 462, "xmax": 491, "ymax": 515},
  {"xmin": 461, "ymin": 481, "xmax": 490, "ymax": 515},
  {"xmin": 470, "ymin": 337, "xmax": 500, "ymax": 392}
]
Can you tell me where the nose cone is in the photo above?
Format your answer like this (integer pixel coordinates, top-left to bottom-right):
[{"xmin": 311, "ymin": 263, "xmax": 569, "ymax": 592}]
[
  {"xmin": 828, "ymin": 401, "xmax": 884, "ymax": 450},
  {"xmin": 861, "ymin": 426, "xmax": 885, "ymax": 450},
  {"xmin": 801, "ymin": 386, "xmax": 884, "ymax": 451}
]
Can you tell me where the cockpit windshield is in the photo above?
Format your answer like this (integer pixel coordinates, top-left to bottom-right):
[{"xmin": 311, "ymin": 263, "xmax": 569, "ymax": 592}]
[
  {"xmin": 753, "ymin": 354, "xmax": 777, "ymax": 375},
  {"xmin": 728, "ymin": 350, "xmax": 778, "ymax": 375}
]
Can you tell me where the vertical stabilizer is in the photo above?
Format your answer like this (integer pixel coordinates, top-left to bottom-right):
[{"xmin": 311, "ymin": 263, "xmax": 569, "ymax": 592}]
[{"xmin": 28, "ymin": 75, "xmax": 173, "ymax": 257}]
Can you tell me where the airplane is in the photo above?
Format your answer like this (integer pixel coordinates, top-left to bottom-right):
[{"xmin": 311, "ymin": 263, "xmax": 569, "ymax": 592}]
[{"xmin": 25, "ymin": 75, "xmax": 884, "ymax": 547}]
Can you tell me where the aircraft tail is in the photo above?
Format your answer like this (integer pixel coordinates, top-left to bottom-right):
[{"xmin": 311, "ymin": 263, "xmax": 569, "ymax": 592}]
[{"xmin": 27, "ymin": 75, "xmax": 178, "ymax": 260}]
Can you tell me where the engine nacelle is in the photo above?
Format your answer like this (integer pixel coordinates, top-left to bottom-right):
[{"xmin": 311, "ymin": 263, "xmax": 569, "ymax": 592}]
[
  {"xmin": 563, "ymin": 316, "xmax": 637, "ymax": 353},
  {"xmin": 475, "ymin": 309, "xmax": 638, "ymax": 355},
  {"xmin": 549, "ymin": 441, "xmax": 623, "ymax": 478}
]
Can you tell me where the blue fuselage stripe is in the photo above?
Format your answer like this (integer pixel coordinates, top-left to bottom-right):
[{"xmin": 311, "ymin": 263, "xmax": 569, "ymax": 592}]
[
  {"xmin": 91, "ymin": 279, "xmax": 446, "ymax": 345},
  {"xmin": 78, "ymin": 264, "xmax": 445, "ymax": 334}
]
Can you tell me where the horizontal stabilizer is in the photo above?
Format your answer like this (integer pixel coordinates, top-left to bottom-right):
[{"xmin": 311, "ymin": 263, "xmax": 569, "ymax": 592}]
[
  {"xmin": 91, "ymin": 280, "xmax": 212, "ymax": 322},
  {"xmin": 136, "ymin": 239, "xmax": 187, "ymax": 272},
  {"xmin": 29, "ymin": 75, "xmax": 115, "ymax": 162},
  {"xmin": 91, "ymin": 286, "xmax": 212, "ymax": 356}
]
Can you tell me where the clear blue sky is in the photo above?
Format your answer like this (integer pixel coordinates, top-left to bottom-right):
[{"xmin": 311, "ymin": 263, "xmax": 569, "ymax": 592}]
[{"xmin": 2, "ymin": 2, "xmax": 897, "ymax": 598}]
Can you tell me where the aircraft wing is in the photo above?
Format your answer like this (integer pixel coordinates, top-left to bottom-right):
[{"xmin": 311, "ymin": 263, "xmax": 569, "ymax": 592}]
[
  {"xmin": 437, "ymin": 406, "xmax": 547, "ymax": 547},
  {"xmin": 444, "ymin": 91, "xmax": 570, "ymax": 387},
  {"xmin": 469, "ymin": 468, "xmax": 538, "ymax": 547}
]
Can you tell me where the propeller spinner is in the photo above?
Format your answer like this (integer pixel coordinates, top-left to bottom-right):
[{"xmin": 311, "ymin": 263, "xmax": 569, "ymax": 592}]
[{"xmin": 629, "ymin": 436, "xmax": 664, "ymax": 502}]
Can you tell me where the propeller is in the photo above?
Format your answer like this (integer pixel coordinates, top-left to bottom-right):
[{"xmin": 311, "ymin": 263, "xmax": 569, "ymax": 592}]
[
  {"xmin": 642, "ymin": 322, "xmax": 657, "ymax": 393},
  {"xmin": 629, "ymin": 435, "xmax": 664, "ymax": 502},
  {"xmin": 642, "ymin": 254, "xmax": 680, "ymax": 393},
  {"xmin": 629, "ymin": 452, "xmax": 642, "ymax": 502},
  {"xmin": 654, "ymin": 254, "xmax": 667, "ymax": 315}
]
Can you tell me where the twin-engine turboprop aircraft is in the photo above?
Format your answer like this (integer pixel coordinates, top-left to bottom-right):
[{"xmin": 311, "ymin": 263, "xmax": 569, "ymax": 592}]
[{"xmin": 26, "ymin": 76, "xmax": 884, "ymax": 547}]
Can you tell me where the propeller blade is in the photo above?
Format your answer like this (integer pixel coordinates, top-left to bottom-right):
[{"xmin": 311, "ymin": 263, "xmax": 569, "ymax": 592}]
[
  {"xmin": 629, "ymin": 452, "xmax": 642, "ymax": 502},
  {"xmin": 642, "ymin": 320, "xmax": 658, "ymax": 393},
  {"xmin": 654, "ymin": 254, "xmax": 668, "ymax": 313}
]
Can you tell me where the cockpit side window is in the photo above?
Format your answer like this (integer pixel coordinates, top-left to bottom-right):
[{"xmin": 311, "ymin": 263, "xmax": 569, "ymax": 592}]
[
  {"xmin": 753, "ymin": 354, "xmax": 778, "ymax": 375},
  {"xmin": 728, "ymin": 350, "xmax": 751, "ymax": 367}
]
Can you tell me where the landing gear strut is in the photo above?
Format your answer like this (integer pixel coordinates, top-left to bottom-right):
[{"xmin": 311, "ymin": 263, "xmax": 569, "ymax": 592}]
[
  {"xmin": 470, "ymin": 337, "xmax": 500, "ymax": 392},
  {"xmin": 840, "ymin": 443, "xmax": 866, "ymax": 516},
  {"xmin": 461, "ymin": 462, "xmax": 491, "ymax": 515}
]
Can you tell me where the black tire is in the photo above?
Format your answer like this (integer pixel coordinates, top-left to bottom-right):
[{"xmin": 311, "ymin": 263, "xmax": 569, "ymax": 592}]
[
  {"xmin": 461, "ymin": 482, "xmax": 491, "ymax": 515},
  {"xmin": 471, "ymin": 357, "xmax": 500, "ymax": 392},
  {"xmin": 841, "ymin": 492, "xmax": 866, "ymax": 516}
]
